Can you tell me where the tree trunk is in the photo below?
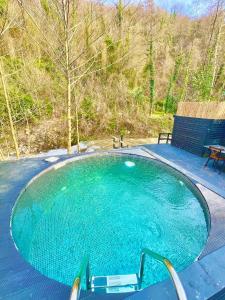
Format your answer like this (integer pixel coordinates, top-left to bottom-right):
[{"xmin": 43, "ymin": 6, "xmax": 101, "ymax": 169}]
[
  {"xmin": 0, "ymin": 59, "xmax": 20, "ymax": 159},
  {"xmin": 75, "ymin": 99, "xmax": 80, "ymax": 153},
  {"xmin": 164, "ymin": 56, "xmax": 182, "ymax": 113},
  {"xmin": 0, "ymin": 147, "xmax": 5, "ymax": 160},
  {"xmin": 180, "ymin": 47, "xmax": 193, "ymax": 102},
  {"xmin": 64, "ymin": 1, "xmax": 72, "ymax": 154},
  {"xmin": 25, "ymin": 116, "xmax": 31, "ymax": 154},
  {"xmin": 149, "ymin": 39, "xmax": 155, "ymax": 115},
  {"xmin": 67, "ymin": 72, "xmax": 72, "ymax": 154},
  {"xmin": 117, "ymin": 0, "xmax": 123, "ymax": 41}
]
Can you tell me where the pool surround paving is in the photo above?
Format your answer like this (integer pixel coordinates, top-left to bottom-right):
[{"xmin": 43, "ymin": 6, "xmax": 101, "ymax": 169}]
[{"xmin": 0, "ymin": 145, "xmax": 225, "ymax": 300}]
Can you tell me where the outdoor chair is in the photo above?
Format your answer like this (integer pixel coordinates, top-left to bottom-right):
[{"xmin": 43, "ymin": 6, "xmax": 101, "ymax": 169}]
[
  {"xmin": 204, "ymin": 146, "xmax": 225, "ymax": 173},
  {"xmin": 112, "ymin": 136, "xmax": 128, "ymax": 149},
  {"xmin": 158, "ymin": 133, "xmax": 172, "ymax": 144}
]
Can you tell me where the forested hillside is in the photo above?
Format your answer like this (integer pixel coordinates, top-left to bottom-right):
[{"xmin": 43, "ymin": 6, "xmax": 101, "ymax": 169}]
[{"xmin": 0, "ymin": 0, "xmax": 224, "ymax": 157}]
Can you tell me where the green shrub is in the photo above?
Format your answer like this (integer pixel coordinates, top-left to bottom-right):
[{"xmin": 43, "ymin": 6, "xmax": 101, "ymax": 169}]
[
  {"xmin": 80, "ymin": 96, "xmax": 95, "ymax": 120},
  {"xmin": 130, "ymin": 87, "xmax": 147, "ymax": 104},
  {"xmin": 35, "ymin": 57, "xmax": 56, "ymax": 73},
  {"xmin": 0, "ymin": 0, "xmax": 7, "ymax": 15}
]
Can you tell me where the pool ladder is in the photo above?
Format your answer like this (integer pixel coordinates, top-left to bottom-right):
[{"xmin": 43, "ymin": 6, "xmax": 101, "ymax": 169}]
[{"xmin": 70, "ymin": 248, "xmax": 187, "ymax": 300}]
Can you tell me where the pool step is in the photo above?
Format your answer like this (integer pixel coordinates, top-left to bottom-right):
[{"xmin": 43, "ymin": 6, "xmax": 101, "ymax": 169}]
[
  {"xmin": 91, "ymin": 274, "xmax": 140, "ymax": 294},
  {"xmin": 70, "ymin": 248, "xmax": 187, "ymax": 300}
]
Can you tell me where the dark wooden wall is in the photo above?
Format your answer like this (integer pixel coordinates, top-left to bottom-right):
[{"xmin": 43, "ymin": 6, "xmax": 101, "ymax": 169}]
[{"xmin": 171, "ymin": 116, "xmax": 225, "ymax": 156}]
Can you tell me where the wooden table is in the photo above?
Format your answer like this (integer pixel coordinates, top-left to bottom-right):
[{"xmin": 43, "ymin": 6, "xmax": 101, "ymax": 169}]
[{"xmin": 204, "ymin": 145, "xmax": 225, "ymax": 154}]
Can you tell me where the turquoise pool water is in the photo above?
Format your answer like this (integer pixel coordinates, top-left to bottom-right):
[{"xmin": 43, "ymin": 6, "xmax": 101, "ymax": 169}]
[{"xmin": 12, "ymin": 155, "xmax": 208, "ymax": 288}]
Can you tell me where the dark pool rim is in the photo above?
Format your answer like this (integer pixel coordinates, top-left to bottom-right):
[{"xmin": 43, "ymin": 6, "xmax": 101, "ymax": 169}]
[{"xmin": 10, "ymin": 151, "xmax": 211, "ymax": 282}]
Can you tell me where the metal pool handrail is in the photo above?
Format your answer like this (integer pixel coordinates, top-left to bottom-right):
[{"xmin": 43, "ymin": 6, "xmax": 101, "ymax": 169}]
[
  {"xmin": 70, "ymin": 256, "xmax": 90, "ymax": 300},
  {"xmin": 139, "ymin": 248, "xmax": 187, "ymax": 300},
  {"xmin": 70, "ymin": 250, "xmax": 187, "ymax": 300}
]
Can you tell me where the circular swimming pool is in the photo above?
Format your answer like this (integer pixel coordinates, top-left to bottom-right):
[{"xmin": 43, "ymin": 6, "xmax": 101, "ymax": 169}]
[{"xmin": 11, "ymin": 155, "xmax": 208, "ymax": 288}]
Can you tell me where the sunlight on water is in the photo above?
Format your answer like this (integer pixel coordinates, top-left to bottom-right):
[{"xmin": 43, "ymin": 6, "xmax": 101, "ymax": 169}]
[{"xmin": 125, "ymin": 161, "xmax": 135, "ymax": 167}]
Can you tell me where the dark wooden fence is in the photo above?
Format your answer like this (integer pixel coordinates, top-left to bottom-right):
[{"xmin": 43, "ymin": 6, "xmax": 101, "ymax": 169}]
[{"xmin": 171, "ymin": 116, "xmax": 225, "ymax": 156}]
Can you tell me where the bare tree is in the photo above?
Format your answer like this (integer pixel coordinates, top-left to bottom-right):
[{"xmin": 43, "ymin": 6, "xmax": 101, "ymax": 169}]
[
  {"xmin": 16, "ymin": 0, "xmax": 107, "ymax": 153},
  {"xmin": 143, "ymin": 0, "xmax": 156, "ymax": 116},
  {"xmin": 210, "ymin": 5, "xmax": 225, "ymax": 97}
]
